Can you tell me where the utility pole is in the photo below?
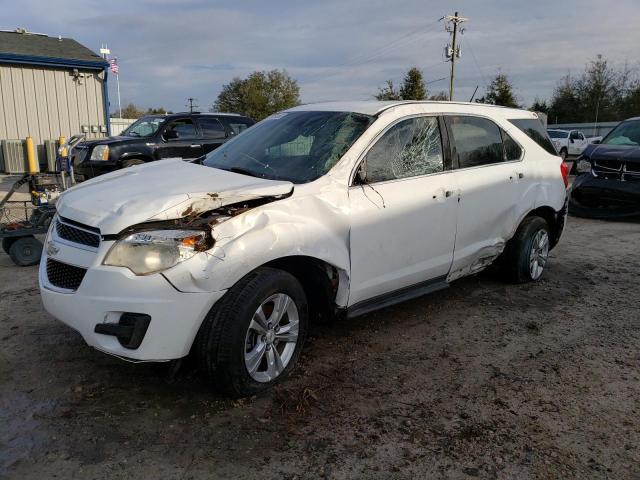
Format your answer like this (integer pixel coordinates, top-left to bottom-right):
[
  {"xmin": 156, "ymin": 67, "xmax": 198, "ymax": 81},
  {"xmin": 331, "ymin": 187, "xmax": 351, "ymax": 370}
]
[
  {"xmin": 444, "ymin": 12, "xmax": 468, "ymax": 101},
  {"xmin": 186, "ymin": 97, "xmax": 198, "ymax": 113}
]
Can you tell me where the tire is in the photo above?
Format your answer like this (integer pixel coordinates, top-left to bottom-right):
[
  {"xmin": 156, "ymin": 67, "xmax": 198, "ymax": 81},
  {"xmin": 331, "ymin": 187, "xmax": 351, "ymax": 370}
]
[
  {"xmin": 196, "ymin": 267, "xmax": 308, "ymax": 397},
  {"xmin": 2, "ymin": 237, "xmax": 18, "ymax": 255},
  {"xmin": 122, "ymin": 158, "xmax": 145, "ymax": 168},
  {"xmin": 8, "ymin": 236, "xmax": 43, "ymax": 266},
  {"xmin": 501, "ymin": 217, "xmax": 550, "ymax": 283}
]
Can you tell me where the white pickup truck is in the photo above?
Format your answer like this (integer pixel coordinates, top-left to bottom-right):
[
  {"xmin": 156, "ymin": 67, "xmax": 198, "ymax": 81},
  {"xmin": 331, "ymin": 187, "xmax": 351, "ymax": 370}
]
[{"xmin": 547, "ymin": 129, "xmax": 600, "ymax": 159}]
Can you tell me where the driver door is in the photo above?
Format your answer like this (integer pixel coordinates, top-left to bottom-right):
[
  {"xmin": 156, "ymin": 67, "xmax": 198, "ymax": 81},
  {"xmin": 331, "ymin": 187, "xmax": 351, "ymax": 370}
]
[
  {"xmin": 348, "ymin": 116, "xmax": 458, "ymax": 307},
  {"xmin": 156, "ymin": 118, "xmax": 202, "ymax": 159}
]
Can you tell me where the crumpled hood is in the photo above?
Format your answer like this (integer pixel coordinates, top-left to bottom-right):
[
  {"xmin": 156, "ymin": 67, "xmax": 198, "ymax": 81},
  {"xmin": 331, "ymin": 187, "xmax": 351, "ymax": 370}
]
[
  {"xmin": 584, "ymin": 143, "xmax": 640, "ymax": 163},
  {"xmin": 56, "ymin": 159, "xmax": 294, "ymax": 234}
]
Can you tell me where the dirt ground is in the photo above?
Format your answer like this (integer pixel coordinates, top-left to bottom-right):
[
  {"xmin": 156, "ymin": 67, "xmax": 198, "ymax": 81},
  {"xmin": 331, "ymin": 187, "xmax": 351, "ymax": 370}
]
[{"xmin": 1, "ymin": 214, "xmax": 639, "ymax": 479}]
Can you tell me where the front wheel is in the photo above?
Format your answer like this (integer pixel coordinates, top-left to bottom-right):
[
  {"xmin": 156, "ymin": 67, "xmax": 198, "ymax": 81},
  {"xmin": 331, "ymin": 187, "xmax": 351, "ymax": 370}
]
[
  {"xmin": 501, "ymin": 217, "xmax": 550, "ymax": 283},
  {"xmin": 196, "ymin": 267, "xmax": 308, "ymax": 397}
]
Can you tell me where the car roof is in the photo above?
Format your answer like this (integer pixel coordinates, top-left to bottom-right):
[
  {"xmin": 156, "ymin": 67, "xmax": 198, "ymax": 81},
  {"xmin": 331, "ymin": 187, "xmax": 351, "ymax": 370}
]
[
  {"xmin": 168, "ymin": 112, "xmax": 247, "ymax": 117},
  {"xmin": 285, "ymin": 100, "xmax": 536, "ymax": 119}
]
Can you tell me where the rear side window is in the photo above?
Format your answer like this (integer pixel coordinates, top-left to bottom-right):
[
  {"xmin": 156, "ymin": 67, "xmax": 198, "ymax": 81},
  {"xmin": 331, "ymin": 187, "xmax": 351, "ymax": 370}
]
[
  {"xmin": 364, "ymin": 116, "xmax": 444, "ymax": 183},
  {"xmin": 448, "ymin": 116, "xmax": 504, "ymax": 168},
  {"xmin": 509, "ymin": 118, "xmax": 557, "ymax": 155},
  {"xmin": 502, "ymin": 130, "xmax": 523, "ymax": 161}
]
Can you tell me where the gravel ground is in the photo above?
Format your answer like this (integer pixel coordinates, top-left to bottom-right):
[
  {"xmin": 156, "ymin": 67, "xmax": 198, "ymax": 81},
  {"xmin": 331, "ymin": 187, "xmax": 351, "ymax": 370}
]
[{"xmin": 1, "ymin": 215, "xmax": 639, "ymax": 479}]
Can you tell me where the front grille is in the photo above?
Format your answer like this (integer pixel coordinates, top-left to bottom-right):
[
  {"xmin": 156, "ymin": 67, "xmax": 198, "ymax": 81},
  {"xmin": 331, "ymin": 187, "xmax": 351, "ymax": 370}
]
[
  {"xmin": 592, "ymin": 159, "xmax": 623, "ymax": 180},
  {"xmin": 591, "ymin": 159, "xmax": 640, "ymax": 182},
  {"xmin": 46, "ymin": 258, "xmax": 87, "ymax": 291},
  {"xmin": 56, "ymin": 218, "xmax": 100, "ymax": 248}
]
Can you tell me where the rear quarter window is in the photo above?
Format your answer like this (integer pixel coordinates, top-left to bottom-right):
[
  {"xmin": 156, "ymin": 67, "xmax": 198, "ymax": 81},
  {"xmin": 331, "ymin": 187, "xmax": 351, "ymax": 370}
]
[{"xmin": 509, "ymin": 118, "xmax": 557, "ymax": 155}]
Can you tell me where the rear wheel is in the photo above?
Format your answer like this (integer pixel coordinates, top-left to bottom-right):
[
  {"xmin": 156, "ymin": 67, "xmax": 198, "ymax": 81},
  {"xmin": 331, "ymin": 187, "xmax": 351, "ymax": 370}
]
[
  {"xmin": 196, "ymin": 267, "xmax": 308, "ymax": 397},
  {"xmin": 8, "ymin": 236, "xmax": 43, "ymax": 266},
  {"xmin": 501, "ymin": 217, "xmax": 550, "ymax": 283}
]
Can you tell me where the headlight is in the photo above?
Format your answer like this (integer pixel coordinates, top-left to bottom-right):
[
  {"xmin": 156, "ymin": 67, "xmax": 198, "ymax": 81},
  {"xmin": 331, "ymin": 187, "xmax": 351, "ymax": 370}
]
[
  {"xmin": 90, "ymin": 145, "xmax": 109, "ymax": 161},
  {"xmin": 577, "ymin": 159, "xmax": 592, "ymax": 173},
  {"xmin": 103, "ymin": 229, "xmax": 211, "ymax": 275}
]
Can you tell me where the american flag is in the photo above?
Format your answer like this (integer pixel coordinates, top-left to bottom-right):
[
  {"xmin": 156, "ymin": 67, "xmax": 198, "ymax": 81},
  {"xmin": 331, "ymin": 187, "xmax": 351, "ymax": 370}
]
[{"xmin": 109, "ymin": 57, "xmax": 119, "ymax": 75}]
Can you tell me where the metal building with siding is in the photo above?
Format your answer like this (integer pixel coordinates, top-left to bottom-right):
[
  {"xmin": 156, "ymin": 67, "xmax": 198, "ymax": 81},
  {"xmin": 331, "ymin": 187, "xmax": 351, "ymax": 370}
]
[{"xmin": 0, "ymin": 28, "xmax": 109, "ymax": 171}]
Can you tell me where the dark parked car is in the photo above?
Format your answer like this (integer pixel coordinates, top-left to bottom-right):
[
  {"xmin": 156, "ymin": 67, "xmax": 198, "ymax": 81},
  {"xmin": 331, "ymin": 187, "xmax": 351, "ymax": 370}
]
[
  {"xmin": 72, "ymin": 112, "xmax": 255, "ymax": 179},
  {"xmin": 570, "ymin": 116, "xmax": 640, "ymax": 219}
]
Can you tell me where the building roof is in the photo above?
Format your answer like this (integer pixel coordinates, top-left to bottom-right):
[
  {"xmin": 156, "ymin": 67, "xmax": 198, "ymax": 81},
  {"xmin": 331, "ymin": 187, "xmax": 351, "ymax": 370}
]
[{"xmin": 0, "ymin": 29, "xmax": 107, "ymax": 69}]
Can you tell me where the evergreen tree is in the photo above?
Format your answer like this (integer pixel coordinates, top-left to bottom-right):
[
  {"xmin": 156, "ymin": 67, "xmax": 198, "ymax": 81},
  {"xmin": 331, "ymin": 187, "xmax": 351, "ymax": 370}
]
[
  {"xmin": 481, "ymin": 73, "xmax": 519, "ymax": 108},
  {"xmin": 399, "ymin": 67, "xmax": 427, "ymax": 100}
]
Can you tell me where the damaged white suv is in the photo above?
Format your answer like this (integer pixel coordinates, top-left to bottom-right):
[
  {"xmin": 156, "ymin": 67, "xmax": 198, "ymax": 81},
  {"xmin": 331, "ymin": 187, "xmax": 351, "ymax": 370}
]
[{"xmin": 40, "ymin": 101, "xmax": 568, "ymax": 396}]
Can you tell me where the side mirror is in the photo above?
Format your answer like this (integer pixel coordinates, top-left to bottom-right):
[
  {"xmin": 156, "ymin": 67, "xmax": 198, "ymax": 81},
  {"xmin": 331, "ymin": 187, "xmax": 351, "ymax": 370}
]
[
  {"xmin": 569, "ymin": 138, "xmax": 574, "ymax": 143},
  {"xmin": 592, "ymin": 139, "xmax": 601, "ymax": 144},
  {"xmin": 163, "ymin": 129, "xmax": 179, "ymax": 141}
]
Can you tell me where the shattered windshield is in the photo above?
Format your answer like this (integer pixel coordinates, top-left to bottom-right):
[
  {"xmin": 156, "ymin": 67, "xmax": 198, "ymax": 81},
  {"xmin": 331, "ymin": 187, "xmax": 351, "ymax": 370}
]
[
  {"xmin": 602, "ymin": 120, "xmax": 640, "ymax": 146},
  {"xmin": 203, "ymin": 111, "xmax": 375, "ymax": 183},
  {"xmin": 121, "ymin": 116, "xmax": 165, "ymax": 137}
]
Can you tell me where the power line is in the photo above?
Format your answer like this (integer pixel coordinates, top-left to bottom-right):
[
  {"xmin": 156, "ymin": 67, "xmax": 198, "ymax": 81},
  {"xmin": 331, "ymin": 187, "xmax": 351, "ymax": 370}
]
[
  {"xmin": 463, "ymin": 36, "xmax": 487, "ymax": 87},
  {"xmin": 334, "ymin": 17, "xmax": 444, "ymax": 70},
  {"xmin": 301, "ymin": 17, "xmax": 446, "ymax": 86}
]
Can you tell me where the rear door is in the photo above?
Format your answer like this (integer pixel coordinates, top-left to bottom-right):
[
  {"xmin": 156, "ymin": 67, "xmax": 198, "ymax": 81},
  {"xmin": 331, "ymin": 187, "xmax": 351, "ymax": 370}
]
[
  {"xmin": 348, "ymin": 115, "xmax": 459, "ymax": 305},
  {"xmin": 445, "ymin": 115, "xmax": 525, "ymax": 280},
  {"xmin": 196, "ymin": 116, "xmax": 228, "ymax": 155},
  {"xmin": 156, "ymin": 117, "xmax": 202, "ymax": 159}
]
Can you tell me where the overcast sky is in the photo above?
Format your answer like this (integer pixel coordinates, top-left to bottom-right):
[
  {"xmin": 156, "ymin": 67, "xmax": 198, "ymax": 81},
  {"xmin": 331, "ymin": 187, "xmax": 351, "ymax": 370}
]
[{"xmin": 6, "ymin": 0, "xmax": 640, "ymax": 113}]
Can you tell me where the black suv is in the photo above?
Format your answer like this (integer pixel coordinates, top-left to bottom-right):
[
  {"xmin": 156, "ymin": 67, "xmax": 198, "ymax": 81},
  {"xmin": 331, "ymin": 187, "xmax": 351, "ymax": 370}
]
[{"xmin": 72, "ymin": 112, "xmax": 255, "ymax": 179}]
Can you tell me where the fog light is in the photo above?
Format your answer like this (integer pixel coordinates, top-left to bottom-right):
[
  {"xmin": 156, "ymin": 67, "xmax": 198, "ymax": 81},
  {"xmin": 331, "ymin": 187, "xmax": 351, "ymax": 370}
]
[
  {"xmin": 94, "ymin": 313, "xmax": 151, "ymax": 349},
  {"xmin": 577, "ymin": 159, "xmax": 591, "ymax": 173}
]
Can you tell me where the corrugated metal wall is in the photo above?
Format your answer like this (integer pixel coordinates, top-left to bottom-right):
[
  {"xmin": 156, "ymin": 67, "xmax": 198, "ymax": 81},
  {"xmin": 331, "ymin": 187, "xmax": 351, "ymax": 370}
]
[{"xmin": 0, "ymin": 63, "xmax": 107, "ymax": 163}]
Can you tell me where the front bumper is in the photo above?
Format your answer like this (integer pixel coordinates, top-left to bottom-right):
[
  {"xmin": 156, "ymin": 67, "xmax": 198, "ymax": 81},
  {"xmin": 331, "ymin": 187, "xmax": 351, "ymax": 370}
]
[
  {"xmin": 39, "ymin": 226, "xmax": 226, "ymax": 361},
  {"xmin": 569, "ymin": 174, "xmax": 640, "ymax": 219}
]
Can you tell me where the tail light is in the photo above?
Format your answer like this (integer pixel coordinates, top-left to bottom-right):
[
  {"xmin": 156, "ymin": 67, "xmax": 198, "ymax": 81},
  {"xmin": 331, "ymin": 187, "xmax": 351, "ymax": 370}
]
[{"xmin": 560, "ymin": 162, "xmax": 569, "ymax": 187}]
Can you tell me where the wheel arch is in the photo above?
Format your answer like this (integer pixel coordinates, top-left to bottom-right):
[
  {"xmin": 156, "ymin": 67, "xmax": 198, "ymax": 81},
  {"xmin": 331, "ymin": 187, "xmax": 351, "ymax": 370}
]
[
  {"xmin": 524, "ymin": 205, "xmax": 564, "ymax": 249},
  {"xmin": 118, "ymin": 152, "xmax": 153, "ymax": 164},
  {"xmin": 256, "ymin": 255, "xmax": 343, "ymax": 323}
]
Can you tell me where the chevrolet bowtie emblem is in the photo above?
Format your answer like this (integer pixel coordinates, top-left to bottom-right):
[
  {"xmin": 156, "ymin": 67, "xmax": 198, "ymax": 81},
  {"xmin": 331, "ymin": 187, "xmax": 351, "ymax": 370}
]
[{"xmin": 46, "ymin": 241, "xmax": 60, "ymax": 257}]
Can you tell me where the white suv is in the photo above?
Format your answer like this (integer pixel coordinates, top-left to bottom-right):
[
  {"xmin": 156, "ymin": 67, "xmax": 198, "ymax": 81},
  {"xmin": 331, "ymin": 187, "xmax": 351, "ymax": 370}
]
[{"xmin": 39, "ymin": 101, "xmax": 568, "ymax": 396}]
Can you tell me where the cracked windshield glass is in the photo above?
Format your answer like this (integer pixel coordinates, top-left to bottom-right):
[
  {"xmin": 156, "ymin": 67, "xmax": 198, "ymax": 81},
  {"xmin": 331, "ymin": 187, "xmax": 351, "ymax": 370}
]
[{"xmin": 203, "ymin": 111, "xmax": 375, "ymax": 183}]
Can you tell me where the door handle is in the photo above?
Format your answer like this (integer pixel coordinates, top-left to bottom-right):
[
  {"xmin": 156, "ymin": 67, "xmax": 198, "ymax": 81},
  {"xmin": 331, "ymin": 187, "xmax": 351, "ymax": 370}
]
[{"xmin": 190, "ymin": 144, "xmax": 201, "ymax": 148}]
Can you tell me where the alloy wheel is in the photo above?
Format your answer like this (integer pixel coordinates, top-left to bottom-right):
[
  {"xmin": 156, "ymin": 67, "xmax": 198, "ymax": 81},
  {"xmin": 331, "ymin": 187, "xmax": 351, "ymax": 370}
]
[
  {"xmin": 529, "ymin": 229, "xmax": 549, "ymax": 280},
  {"xmin": 244, "ymin": 293, "xmax": 300, "ymax": 383}
]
